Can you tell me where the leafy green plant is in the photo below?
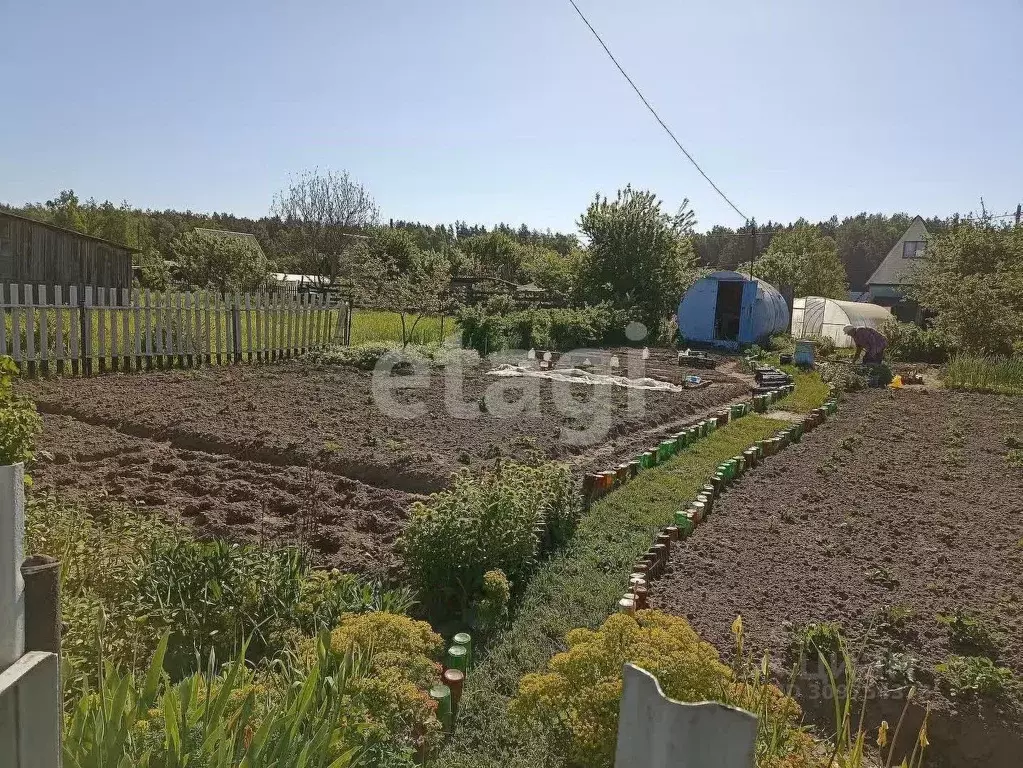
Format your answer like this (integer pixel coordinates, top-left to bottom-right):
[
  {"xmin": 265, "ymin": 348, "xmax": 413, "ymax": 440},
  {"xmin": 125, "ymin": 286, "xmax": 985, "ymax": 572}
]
[
  {"xmin": 457, "ymin": 306, "xmax": 509, "ymax": 355},
  {"xmin": 458, "ymin": 303, "xmax": 631, "ymax": 355},
  {"xmin": 936, "ymin": 611, "xmax": 999, "ymax": 655},
  {"xmin": 294, "ymin": 569, "xmax": 417, "ymax": 634},
  {"xmin": 25, "ymin": 494, "xmax": 176, "ymax": 699},
  {"xmin": 820, "ymin": 362, "xmax": 868, "ymax": 392},
  {"xmin": 308, "ymin": 341, "xmax": 479, "ymax": 371},
  {"xmin": 881, "ymin": 320, "xmax": 950, "ymax": 363},
  {"xmin": 299, "ymin": 612, "xmax": 445, "ymax": 758},
  {"xmin": 397, "ymin": 461, "xmax": 578, "ymax": 620},
  {"xmin": 137, "ymin": 539, "xmax": 307, "ymax": 676},
  {"xmin": 936, "ymin": 655, "xmax": 1014, "ymax": 698},
  {"xmin": 474, "ymin": 569, "xmax": 512, "ymax": 635},
  {"xmin": 871, "ymin": 650, "xmax": 918, "ymax": 690},
  {"xmin": 65, "ymin": 631, "xmax": 432, "ymax": 768},
  {"xmin": 767, "ymin": 333, "xmax": 793, "ymax": 353},
  {"xmin": 790, "ymin": 621, "xmax": 844, "ymax": 660},
  {"xmin": 0, "ymin": 356, "xmax": 43, "ymax": 467},
  {"xmin": 877, "ymin": 604, "xmax": 916, "ymax": 634},
  {"xmin": 807, "ymin": 334, "xmax": 838, "ymax": 359},
  {"xmin": 137, "ymin": 539, "xmax": 416, "ymax": 678}
]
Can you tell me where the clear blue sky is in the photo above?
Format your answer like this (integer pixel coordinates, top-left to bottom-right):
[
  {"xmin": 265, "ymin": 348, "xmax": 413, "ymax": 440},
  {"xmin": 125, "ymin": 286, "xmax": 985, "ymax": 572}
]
[{"xmin": 2, "ymin": 0, "xmax": 1020, "ymax": 232}]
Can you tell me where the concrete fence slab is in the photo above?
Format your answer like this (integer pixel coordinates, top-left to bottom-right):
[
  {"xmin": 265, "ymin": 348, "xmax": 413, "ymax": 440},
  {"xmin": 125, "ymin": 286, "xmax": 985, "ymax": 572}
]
[{"xmin": 615, "ymin": 664, "xmax": 756, "ymax": 768}]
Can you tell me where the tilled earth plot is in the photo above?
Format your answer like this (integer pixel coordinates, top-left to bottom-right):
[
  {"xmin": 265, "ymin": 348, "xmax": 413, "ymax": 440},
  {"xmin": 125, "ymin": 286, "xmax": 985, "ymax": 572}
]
[
  {"xmin": 25, "ymin": 358, "xmax": 749, "ymax": 491},
  {"xmin": 34, "ymin": 414, "xmax": 415, "ymax": 574},
  {"xmin": 650, "ymin": 389, "xmax": 1023, "ymax": 768},
  {"xmin": 27, "ymin": 356, "xmax": 748, "ymax": 571}
]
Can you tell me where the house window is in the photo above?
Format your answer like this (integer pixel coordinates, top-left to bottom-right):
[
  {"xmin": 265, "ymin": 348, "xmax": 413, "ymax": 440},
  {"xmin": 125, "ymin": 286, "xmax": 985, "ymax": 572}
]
[{"xmin": 903, "ymin": 241, "xmax": 926, "ymax": 258}]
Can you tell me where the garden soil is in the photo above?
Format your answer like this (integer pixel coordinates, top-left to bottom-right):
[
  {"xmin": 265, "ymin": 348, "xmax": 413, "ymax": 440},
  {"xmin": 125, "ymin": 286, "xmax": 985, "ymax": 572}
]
[
  {"xmin": 34, "ymin": 414, "xmax": 415, "ymax": 574},
  {"xmin": 649, "ymin": 389, "xmax": 1023, "ymax": 768},
  {"xmin": 25, "ymin": 357, "xmax": 748, "ymax": 492},
  {"xmin": 27, "ymin": 354, "xmax": 749, "ymax": 571}
]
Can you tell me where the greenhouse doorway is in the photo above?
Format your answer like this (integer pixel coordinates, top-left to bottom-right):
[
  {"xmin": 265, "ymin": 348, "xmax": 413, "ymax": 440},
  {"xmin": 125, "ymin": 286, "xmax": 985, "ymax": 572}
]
[{"xmin": 714, "ymin": 280, "xmax": 743, "ymax": 341}]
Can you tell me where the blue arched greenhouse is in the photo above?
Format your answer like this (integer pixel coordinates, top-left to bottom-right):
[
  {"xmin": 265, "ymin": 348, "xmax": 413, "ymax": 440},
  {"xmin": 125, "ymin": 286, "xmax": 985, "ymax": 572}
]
[{"xmin": 677, "ymin": 271, "xmax": 790, "ymax": 348}]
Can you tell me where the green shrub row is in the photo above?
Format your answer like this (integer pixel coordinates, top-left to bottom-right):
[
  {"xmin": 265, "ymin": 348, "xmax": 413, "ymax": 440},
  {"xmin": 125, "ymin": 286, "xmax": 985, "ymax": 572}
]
[
  {"xmin": 306, "ymin": 341, "xmax": 480, "ymax": 371},
  {"xmin": 397, "ymin": 462, "xmax": 579, "ymax": 624},
  {"xmin": 457, "ymin": 303, "xmax": 636, "ymax": 355}
]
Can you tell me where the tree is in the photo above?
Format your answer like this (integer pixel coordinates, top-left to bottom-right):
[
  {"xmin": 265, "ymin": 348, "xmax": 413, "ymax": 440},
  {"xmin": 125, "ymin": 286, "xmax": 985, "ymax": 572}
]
[
  {"xmin": 137, "ymin": 247, "xmax": 170, "ymax": 290},
  {"xmin": 518, "ymin": 244, "xmax": 581, "ymax": 296},
  {"xmin": 914, "ymin": 222, "xmax": 1023, "ymax": 355},
  {"xmin": 458, "ymin": 232, "xmax": 525, "ymax": 281},
  {"xmin": 271, "ymin": 169, "xmax": 379, "ymax": 286},
  {"xmin": 380, "ymin": 250, "xmax": 451, "ymax": 347},
  {"xmin": 170, "ymin": 230, "xmax": 272, "ymax": 292},
  {"xmin": 755, "ymin": 223, "xmax": 847, "ymax": 298},
  {"xmin": 44, "ymin": 190, "xmax": 87, "ymax": 232},
  {"xmin": 576, "ymin": 186, "xmax": 698, "ymax": 330}
]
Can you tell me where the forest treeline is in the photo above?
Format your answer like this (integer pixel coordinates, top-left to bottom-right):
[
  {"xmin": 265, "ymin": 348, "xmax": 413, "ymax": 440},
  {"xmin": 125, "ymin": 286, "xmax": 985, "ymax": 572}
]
[{"xmin": 4, "ymin": 188, "xmax": 945, "ymax": 292}]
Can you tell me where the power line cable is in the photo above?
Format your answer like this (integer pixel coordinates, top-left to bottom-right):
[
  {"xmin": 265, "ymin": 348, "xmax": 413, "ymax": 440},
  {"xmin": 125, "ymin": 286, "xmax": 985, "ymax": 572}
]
[{"xmin": 566, "ymin": 0, "xmax": 748, "ymax": 222}]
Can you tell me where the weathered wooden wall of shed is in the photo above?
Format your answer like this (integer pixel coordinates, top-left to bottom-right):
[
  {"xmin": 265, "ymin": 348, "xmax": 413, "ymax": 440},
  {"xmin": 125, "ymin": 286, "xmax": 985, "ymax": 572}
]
[{"xmin": 0, "ymin": 215, "xmax": 133, "ymax": 293}]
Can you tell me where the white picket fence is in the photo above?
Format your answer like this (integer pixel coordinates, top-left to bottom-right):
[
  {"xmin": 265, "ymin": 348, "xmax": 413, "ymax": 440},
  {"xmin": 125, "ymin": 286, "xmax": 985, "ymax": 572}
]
[{"xmin": 0, "ymin": 283, "xmax": 349, "ymax": 375}]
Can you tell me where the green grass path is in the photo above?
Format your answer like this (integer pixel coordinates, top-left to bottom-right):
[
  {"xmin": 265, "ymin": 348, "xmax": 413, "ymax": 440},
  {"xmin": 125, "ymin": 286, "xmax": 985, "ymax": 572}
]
[{"xmin": 437, "ymin": 413, "xmax": 797, "ymax": 768}]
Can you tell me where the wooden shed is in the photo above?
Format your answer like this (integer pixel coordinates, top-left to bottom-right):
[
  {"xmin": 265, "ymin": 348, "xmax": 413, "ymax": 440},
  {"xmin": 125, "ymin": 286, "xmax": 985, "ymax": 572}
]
[{"xmin": 0, "ymin": 210, "xmax": 136, "ymax": 293}]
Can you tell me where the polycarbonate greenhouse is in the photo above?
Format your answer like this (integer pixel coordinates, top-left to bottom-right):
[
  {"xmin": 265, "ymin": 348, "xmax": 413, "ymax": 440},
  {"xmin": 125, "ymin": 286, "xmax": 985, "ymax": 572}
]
[
  {"xmin": 790, "ymin": 297, "xmax": 892, "ymax": 348},
  {"xmin": 676, "ymin": 271, "xmax": 790, "ymax": 348}
]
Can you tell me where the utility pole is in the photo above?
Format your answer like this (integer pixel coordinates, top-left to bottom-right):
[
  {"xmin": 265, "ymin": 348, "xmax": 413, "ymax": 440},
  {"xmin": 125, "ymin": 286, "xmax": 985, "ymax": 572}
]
[
  {"xmin": 748, "ymin": 218, "xmax": 757, "ymax": 279},
  {"xmin": 1015, "ymin": 203, "xmax": 1021, "ymax": 227}
]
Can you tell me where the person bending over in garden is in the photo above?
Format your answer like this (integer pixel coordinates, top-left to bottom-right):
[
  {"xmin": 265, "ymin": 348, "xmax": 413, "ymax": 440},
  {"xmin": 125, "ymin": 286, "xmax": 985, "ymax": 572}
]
[{"xmin": 844, "ymin": 325, "xmax": 888, "ymax": 365}]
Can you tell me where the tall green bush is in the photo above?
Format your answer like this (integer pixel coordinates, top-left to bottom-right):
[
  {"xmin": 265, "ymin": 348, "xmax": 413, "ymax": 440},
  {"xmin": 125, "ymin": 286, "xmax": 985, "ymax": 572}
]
[
  {"xmin": 0, "ymin": 356, "xmax": 42, "ymax": 467},
  {"xmin": 397, "ymin": 462, "xmax": 578, "ymax": 621},
  {"xmin": 881, "ymin": 320, "xmax": 950, "ymax": 363},
  {"xmin": 576, "ymin": 186, "xmax": 699, "ymax": 330},
  {"xmin": 457, "ymin": 304, "xmax": 631, "ymax": 355},
  {"xmin": 458, "ymin": 305, "xmax": 509, "ymax": 355},
  {"xmin": 914, "ymin": 222, "xmax": 1023, "ymax": 355}
]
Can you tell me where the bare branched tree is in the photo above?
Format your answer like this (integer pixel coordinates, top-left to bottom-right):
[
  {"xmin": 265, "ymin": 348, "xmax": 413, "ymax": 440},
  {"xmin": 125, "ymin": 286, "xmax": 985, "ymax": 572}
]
[{"xmin": 271, "ymin": 169, "xmax": 379, "ymax": 287}]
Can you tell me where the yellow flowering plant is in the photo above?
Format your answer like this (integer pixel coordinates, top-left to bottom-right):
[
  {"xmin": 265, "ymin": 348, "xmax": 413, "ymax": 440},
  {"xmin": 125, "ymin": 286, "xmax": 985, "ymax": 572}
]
[{"xmin": 509, "ymin": 611, "xmax": 812, "ymax": 768}]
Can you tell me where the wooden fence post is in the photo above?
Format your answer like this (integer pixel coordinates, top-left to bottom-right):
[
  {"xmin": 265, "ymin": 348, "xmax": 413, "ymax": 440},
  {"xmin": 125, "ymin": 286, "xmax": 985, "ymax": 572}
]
[
  {"xmin": 37, "ymin": 286, "xmax": 49, "ymax": 377},
  {"xmin": 68, "ymin": 287, "xmax": 79, "ymax": 376},
  {"xmin": 23, "ymin": 285, "xmax": 36, "ymax": 378},
  {"xmin": 96, "ymin": 287, "xmax": 107, "ymax": 375},
  {"xmin": 53, "ymin": 286, "xmax": 64, "ymax": 377},
  {"xmin": 81, "ymin": 287, "xmax": 92, "ymax": 377},
  {"xmin": 614, "ymin": 664, "xmax": 756, "ymax": 768},
  {"xmin": 232, "ymin": 292, "xmax": 242, "ymax": 363}
]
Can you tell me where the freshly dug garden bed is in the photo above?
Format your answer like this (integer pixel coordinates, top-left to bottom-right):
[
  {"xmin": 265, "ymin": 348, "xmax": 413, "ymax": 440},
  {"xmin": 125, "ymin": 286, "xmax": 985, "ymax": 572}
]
[
  {"xmin": 25, "ymin": 356, "xmax": 749, "ymax": 493},
  {"xmin": 26, "ymin": 352, "xmax": 749, "ymax": 573},
  {"xmin": 649, "ymin": 389, "xmax": 1023, "ymax": 767},
  {"xmin": 33, "ymin": 414, "xmax": 415, "ymax": 574}
]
